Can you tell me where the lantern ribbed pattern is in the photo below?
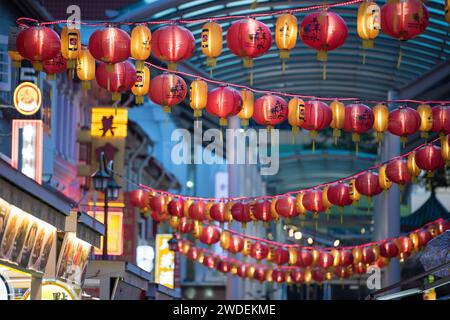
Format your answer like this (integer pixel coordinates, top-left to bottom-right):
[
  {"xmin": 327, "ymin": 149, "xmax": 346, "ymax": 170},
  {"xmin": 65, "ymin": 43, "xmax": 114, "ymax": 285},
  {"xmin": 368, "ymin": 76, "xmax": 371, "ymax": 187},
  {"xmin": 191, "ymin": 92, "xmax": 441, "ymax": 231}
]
[
  {"xmin": 201, "ymin": 21, "xmax": 222, "ymax": 68},
  {"xmin": 61, "ymin": 26, "xmax": 80, "ymax": 69},
  {"xmin": 189, "ymin": 79, "xmax": 208, "ymax": 117}
]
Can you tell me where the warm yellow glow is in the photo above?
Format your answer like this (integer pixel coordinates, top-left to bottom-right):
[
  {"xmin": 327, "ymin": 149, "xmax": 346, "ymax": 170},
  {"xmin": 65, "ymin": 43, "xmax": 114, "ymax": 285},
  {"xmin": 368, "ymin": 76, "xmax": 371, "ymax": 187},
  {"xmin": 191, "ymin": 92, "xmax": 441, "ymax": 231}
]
[
  {"xmin": 90, "ymin": 108, "xmax": 128, "ymax": 138},
  {"xmin": 155, "ymin": 234, "xmax": 175, "ymax": 289},
  {"xmin": 89, "ymin": 210, "xmax": 124, "ymax": 256},
  {"xmin": 13, "ymin": 82, "xmax": 41, "ymax": 116},
  {"xmin": 22, "ymin": 280, "xmax": 78, "ymax": 300},
  {"xmin": 294, "ymin": 231, "xmax": 302, "ymax": 240}
]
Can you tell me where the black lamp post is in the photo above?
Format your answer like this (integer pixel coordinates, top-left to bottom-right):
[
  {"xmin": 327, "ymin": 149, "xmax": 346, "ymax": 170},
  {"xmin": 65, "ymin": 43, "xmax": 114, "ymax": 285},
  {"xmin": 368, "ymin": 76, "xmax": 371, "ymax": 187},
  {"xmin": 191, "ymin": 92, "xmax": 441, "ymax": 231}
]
[{"xmin": 91, "ymin": 152, "xmax": 121, "ymax": 260}]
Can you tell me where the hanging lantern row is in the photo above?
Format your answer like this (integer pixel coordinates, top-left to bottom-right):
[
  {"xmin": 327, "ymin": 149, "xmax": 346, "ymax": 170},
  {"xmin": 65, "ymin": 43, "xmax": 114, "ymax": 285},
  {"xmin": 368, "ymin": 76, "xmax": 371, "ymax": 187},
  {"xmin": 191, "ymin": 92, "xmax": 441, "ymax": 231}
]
[
  {"xmin": 175, "ymin": 218, "xmax": 448, "ymax": 284},
  {"xmin": 129, "ymin": 135, "xmax": 450, "ymax": 226},
  {"xmin": 12, "ymin": 0, "xmax": 432, "ymax": 85}
]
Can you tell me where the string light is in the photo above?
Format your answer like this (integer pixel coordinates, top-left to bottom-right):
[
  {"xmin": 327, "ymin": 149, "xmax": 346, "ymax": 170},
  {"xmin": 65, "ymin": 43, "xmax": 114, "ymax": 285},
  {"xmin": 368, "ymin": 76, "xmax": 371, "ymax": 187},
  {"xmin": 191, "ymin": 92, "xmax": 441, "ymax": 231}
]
[{"xmin": 294, "ymin": 231, "xmax": 302, "ymax": 240}]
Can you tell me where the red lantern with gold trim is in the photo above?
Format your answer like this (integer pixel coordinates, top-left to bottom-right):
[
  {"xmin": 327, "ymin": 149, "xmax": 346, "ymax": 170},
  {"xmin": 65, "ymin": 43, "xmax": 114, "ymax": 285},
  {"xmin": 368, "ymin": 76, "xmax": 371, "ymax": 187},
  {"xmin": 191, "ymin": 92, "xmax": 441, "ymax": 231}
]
[
  {"xmin": 339, "ymin": 250, "xmax": 354, "ymax": 267},
  {"xmin": 301, "ymin": 100, "xmax": 332, "ymax": 151},
  {"xmin": 231, "ymin": 202, "xmax": 253, "ymax": 227},
  {"xmin": 385, "ymin": 159, "xmax": 411, "ymax": 185},
  {"xmin": 273, "ymin": 248, "xmax": 289, "ymax": 265},
  {"xmin": 96, "ymin": 61, "xmax": 137, "ymax": 101},
  {"xmin": 291, "ymin": 269, "xmax": 304, "ymax": 284},
  {"xmin": 415, "ymin": 144, "xmax": 445, "ymax": 176},
  {"xmin": 189, "ymin": 201, "xmax": 207, "ymax": 221},
  {"xmin": 302, "ymin": 190, "xmax": 325, "ymax": 216},
  {"xmin": 149, "ymin": 194, "xmax": 168, "ymax": 214},
  {"xmin": 327, "ymin": 182, "xmax": 353, "ymax": 207},
  {"xmin": 272, "ymin": 269, "xmax": 286, "ymax": 283},
  {"xmin": 149, "ymin": 72, "xmax": 187, "ymax": 113},
  {"xmin": 318, "ymin": 251, "xmax": 334, "ymax": 269},
  {"xmin": 274, "ymin": 196, "xmax": 297, "ymax": 219},
  {"xmin": 206, "ymin": 86, "xmax": 242, "ymax": 127},
  {"xmin": 209, "ymin": 202, "xmax": 227, "ymax": 224},
  {"xmin": 312, "ymin": 268, "xmax": 325, "ymax": 283},
  {"xmin": 379, "ymin": 241, "xmax": 399, "ymax": 258},
  {"xmin": 250, "ymin": 242, "xmax": 270, "ymax": 261},
  {"xmin": 88, "ymin": 27, "xmax": 130, "ymax": 66},
  {"xmin": 42, "ymin": 52, "xmax": 67, "ymax": 80},
  {"xmin": 418, "ymin": 230, "xmax": 433, "ymax": 247},
  {"xmin": 343, "ymin": 103, "xmax": 374, "ymax": 151},
  {"xmin": 361, "ymin": 247, "xmax": 376, "ymax": 264},
  {"xmin": 253, "ymin": 267, "xmax": 267, "ymax": 282},
  {"xmin": 200, "ymin": 225, "xmax": 220, "ymax": 245},
  {"xmin": 398, "ymin": 236, "xmax": 414, "ymax": 255},
  {"xmin": 168, "ymin": 198, "xmax": 184, "ymax": 217},
  {"xmin": 129, "ymin": 189, "xmax": 149, "ymax": 209},
  {"xmin": 253, "ymin": 94, "xmax": 288, "ymax": 129},
  {"xmin": 178, "ymin": 217, "xmax": 194, "ymax": 234},
  {"xmin": 253, "ymin": 200, "xmax": 273, "ymax": 224},
  {"xmin": 388, "ymin": 106, "xmax": 421, "ymax": 145},
  {"xmin": 431, "ymin": 105, "xmax": 450, "ymax": 135},
  {"xmin": 228, "ymin": 236, "xmax": 245, "ymax": 254},
  {"xmin": 335, "ymin": 266, "xmax": 351, "ymax": 279},
  {"xmin": 236, "ymin": 263, "xmax": 248, "ymax": 278},
  {"xmin": 355, "ymin": 172, "xmax": 383, "ymax": 197},
  {"xmin": 217, "ymin": 260, "xmax": 231, "ymax": 274},
  {"xmin": 203, "ymin": 255, "xmax": 216, "ymax": 269},
  {"xmin": 296, "ymin": 250, "xmax": 314, "ymax": 267},
  {"xmin": 436, "ymin": 219, "xmax": 450, "ymax": 234}
]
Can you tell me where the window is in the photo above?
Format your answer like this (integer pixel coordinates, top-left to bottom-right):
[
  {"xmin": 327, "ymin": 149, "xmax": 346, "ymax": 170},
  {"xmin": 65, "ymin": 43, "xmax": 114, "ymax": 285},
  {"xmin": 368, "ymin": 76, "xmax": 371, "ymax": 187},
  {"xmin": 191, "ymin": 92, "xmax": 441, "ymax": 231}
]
[{"xmin": 0, "ymin": 34, "xmax": 11, "ymax": 104}]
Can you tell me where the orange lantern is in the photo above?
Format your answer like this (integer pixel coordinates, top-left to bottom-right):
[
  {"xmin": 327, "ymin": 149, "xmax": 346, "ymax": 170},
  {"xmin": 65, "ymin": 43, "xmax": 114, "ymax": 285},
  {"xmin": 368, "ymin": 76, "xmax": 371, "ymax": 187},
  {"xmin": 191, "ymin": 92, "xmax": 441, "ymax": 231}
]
[
  {"xmin": 440, "ymin": 135, "xmax": 450, "ymax": 165},
  {"xmin": 238, "ymin": 89, "xmax": 254, "ymax": 127},
  {"xmin": 288, "ymin": 98, "xmax": 305, "ymax": 139},
  {"xmin": 131, "ymin": 24, "xmax": 151, "ymax": 69},
  {"xmin": 330, "ymin": 100, "xmax": 346, "ymax": 143},
  {"xmin": 378, "ymin": 164, "xmax": 392, "ymax": 191},
  {"xmin": 446, "ymin": 0, "xmax": 450, "ymax": 24},
  {"xmin": 407, "ymin": 152, "xmax": 421, "ymax": 181},
  {"xmin": 417, "ymin": 104, "xmax": 433, "ymax": 139},
  {"xmin": 61, "ymin": 26, "xmax": 81, "ymax": 69},
  {"xmin": 132, "ymin": 65, "xmax": 150, "ymax": 105},
  {"xmin": 349, "ymin": 178, "xmax": 361, "ymax": 203},
  {"xmin": 275, "ymin": 13, "xmax": 298, "ymax": 73},
  {"xmin": 77, "ymin": 47, "xmax": 96, "ymax": 91},
  {"xmin": 322, "ymin": 186, "xmax": 332, "ymax": 215},
  {"xmin": 295, "ymin": 192, "xmax": 307, "ymax": 217},
  {"xmin": 373, "ymin": 103, "xmax": 389, "ymax": 142},
  {"xmin": 357, "ymin": 1, "xmax": 381, "ymax": 63},
  {"xmin": 201, "ymin": 21, "xmax": 222, "ymax": 72},
  {"xmin": 189, "ymin": 79, "xmax": 208, "ymax": 119}
]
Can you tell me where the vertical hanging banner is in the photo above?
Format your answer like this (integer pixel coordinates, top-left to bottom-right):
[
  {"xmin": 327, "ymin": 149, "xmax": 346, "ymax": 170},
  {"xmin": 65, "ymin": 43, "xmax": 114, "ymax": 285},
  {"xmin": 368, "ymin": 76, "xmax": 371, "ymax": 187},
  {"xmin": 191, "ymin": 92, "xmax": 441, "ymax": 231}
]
[{"xmin": 155, "ymin": 234, "xmax": 175, "ymax": 289}]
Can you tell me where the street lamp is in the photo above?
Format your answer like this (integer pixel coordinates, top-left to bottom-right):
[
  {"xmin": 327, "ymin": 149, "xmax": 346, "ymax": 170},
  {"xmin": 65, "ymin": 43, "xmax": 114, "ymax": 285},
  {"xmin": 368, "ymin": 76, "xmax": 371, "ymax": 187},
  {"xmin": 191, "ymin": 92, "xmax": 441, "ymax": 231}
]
[{"xmin": 91, "ymin": 152, "xmax": 121, "ymax": 260}]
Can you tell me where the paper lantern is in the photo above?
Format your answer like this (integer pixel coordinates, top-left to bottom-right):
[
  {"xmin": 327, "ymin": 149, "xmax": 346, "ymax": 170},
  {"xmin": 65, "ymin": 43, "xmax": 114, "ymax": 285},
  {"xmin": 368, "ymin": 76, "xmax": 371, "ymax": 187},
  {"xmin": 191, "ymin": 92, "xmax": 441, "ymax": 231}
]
[
  {"xmin": 210, "ymin": 202, "xmax": 227, "ymax": 224},
  {"xmin": 431, "ymin": 105, "xmax": 450, "ymax": 135},
  {"xmin": 272, "ymin": 269, "xmax": 286, "ymax": 283},
  {"xmin": 200, "ymin": 225, "xmax": 220, "ymax": 245},
  {"xmin": 130, "ymin": 24, "xmax": 151, "ymax": 69},
  {"xmin": 301, "ymin": 100, "xmax": 332, "ymax": 151},
  {"xmin": 407, "ymin": 152, "xmax": 421, "ymax": 179},
  {"xmin": 288, "ymin": 98, "xmax": 305, "ymax": 137},
  {"xmin": 343, "ymin": 103, "xmax": 374, "ymax": 150},
  {"xmin": 275, "ymin": 13, "xmax": 298, "ymax": 72},
  {"xmin": 291, "ymin": 269, "xmax": 304, "ymax": 284},
  {"xmin": 253, "ymin": 267, "xmax": 267, "ymax": 282},
  {"xmin": 274, "ymin": 196, "xmax": 297, "ymax": 219},
  {"xmin": 187, "ymin": 247, "xmax": 200, "ymax": 261},
  {"xmin": 288, "ymin": 248, "xmax": 298, "ymax": 265},
  {"xmin": 379, "ymin": 241, "xmax": 399, "ymax": 258},
  {"xmin": 441, "ymin": 136, "xmax": 450, "ymax": 163},
  {"xmin": 352, "ymin": 247, "xmax": 363, "ymax": 264},
  {"xmin": 339, "ymin": 250, "xmax": 353, "ymax": 267},
  {"xmin": 168, "ymin": 198, "xmax": 184, "ymax": 217},
  {"xmin": 417, "ymin": 104, "xmax": 433, "ymax": 138},
  {"xmin": 231, "ymin": 202, "xmax": 253, "ymax": 227},
  {"xmin": 253, "ymin": 94, "xmax": 288, "ymax": 129},
  {"xmin": 273, "ymin": 248, "xmax": 289, "ymax": 265},
  {"xmin": 386, "ymin": 159, "xmax": 411, "ymax": 185},
  {"xmin": 373, "ymin": 103, "xmax": 389, "ymax": 142},
  {"xmin": 436, "ymin": 219, "xmax": 450, "ymax": 234},
  {"xmin": 354, "ymin": 262, "xmax": 367, "ymax": 274},
  {"xmin": 322, "ymin": 186, "xmax": 332, "ymax": 214},
  {"xmin": 206, "ymin": 86, "xmax": 242, "ymax": 126},
  {"xmin": 236, "ymin": 263, "xmax": 248, "ymax": 278},
  {"xmin": 217, "ymin": 260, "xmax": 231, "ymax": 274},
  {"xmin": 220, "ymin": 230, "xmax": 231, "ymax": 250},
  {"xmin": 88, "ymin": 27, "xmax": 130, "ymax": 68},
  {"xmin": 129, "ymin": 189, "xmax": 149, "ymax": 209},
  {"xmin": 418, "ymin": 230, "xmax": 433, "ymax": 247},
  {"xmin": 238, "ymin": 89, "xmax": 254, "ymax": 127},
  {"xmin": 327, "ymin": 182, "xmax": 353, "ymax": 208},
  {"xmin": 355, "ymin": 172, "xmax": 382, "ymax": 197},
  {"xmin": 398, "ymin": 236, "xmax": 414, "ymax": 255},
  {"xmin": 76, "ymin": 47, "xmax": 96, "ymax": 91},
  {"xmin": 189, "ymin": 79, "xmax": 208, "ymax": 118},
  {"xmin": 226, "ymin": 18, "xmax": 272, "ymax": 85},
  {"xmin": 16, "ymin": 26, "xmax": 61, "ymax": 71},
  {"xmin": 295, "ymin": 192, "xmax": 307, "ymax": 216},
  {"xmin": 132, "ymin": 65, "xmax": 150, "ymax": 105},
  {"xmin": 189, "ymin": 201, "xmax": 207, "ymax": 221},
  {"xmin": 203, "ymin": 255, "xmax": 216, "ymax": 269},
  {"xmin": 250, "ymin": 242, "xmax": 269, "ymax": 260},
  {"xmin": 302, "ymin": 190, "xmax": 325, "ymax": 216},
  {"xmin": 312, "ymin": 268, "xmax": 326, "ymax": 283},
  {"xmin": 149, "ymin": 194, "xmax": 169, "ymax": 214},
  {"xmin": 330, "ymin": 100, "xmax": 346, "ymax": 143},
  {"xmin": 297, "ymin": 250, "xmax": 313, "ymax": 267},
  {"xmin": 42, "ymin": 52, "xmax": 67, "ymax": 80},
  {"xmin": 149, "ymin": 72, "xmax": 187, "ymax": 113},
  {"xmin": 96, "ymin": 61, "xmax": 137, "ymax": 101},
  {"xmin": 357, "ymin": 0, "xmax": 380, "ymax": 62},
  {"xmin": 253, "ymin": 200, "xmax": 273, "ymax": 224},
  {"xmin": 60, "ymin": 26, "xmax": 80, "ymax": 69},
  {"xmin": 388, "ymin": 106, "xmax": 421, "ymax": 145},
  {"xmin": 415, "ymin": 144, "xmax": 445, "ymax": 176},
  {"xmin": 349, "ymin": 178, "xmax": 361, "ymax": 203},
  {"xmin": 201, "ymin": 21, "xmax": 222, "ymax": 69},
  {"xmin": 446, "ymin": 0, "xmax": 450, "ymax": 23},
  {"xmin": 178, "ymin": 217, "xmax": 194, "ymax": 233},
  {"xmin": 151, "ymin": 25, "xmax": 194, "ymax": 70},
  {"xmin": 378, "ymin": 164, "xmax": 392, "ymax": 191},
  {"xmin": 361, "ymin": 247, "xmax": 376, "ymax": 264},
  {"xmin": 299, "ymin": 11, "xmax": 348, "ymax": 79},
  {"xmin": 228, "ymin": 236, "xmax": 244, "ymax": 254}
]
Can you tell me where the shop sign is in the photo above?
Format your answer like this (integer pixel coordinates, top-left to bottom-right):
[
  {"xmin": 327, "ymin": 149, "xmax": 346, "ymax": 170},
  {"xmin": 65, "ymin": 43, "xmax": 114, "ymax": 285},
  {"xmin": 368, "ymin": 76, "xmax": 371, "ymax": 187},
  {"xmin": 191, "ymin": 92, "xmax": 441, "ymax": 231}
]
[
  {"xmin": 23, "ymin": 280, "xmax": 78, "ymax": 300},
  {"xmin": 0, "ymin": 274, "xmax": 12, "ymax": 300},
  {"xmin": 56, "ymin": 232, "xmax": 91, "ymax": 286},
  {"xmin": 155, "ymin": 234, "xmax": 175, "ymax": 289},
  {"xmin": 90, "ymin": 108, "xmax": 128, "ymax": 138},
  {"xmin": 89, "ymin": 209, "xmax": 124, "ymax": 256},
  {"xmin": 0, "ymin": 197, "xmax": 56, "ymax": 273},
  {"xmin": 13, "ymin": 82, "xmax": 41, "ymax": 116},
  {"xmin": 136, "ymin": 245, "xmax": 154, "ymax": 273}
]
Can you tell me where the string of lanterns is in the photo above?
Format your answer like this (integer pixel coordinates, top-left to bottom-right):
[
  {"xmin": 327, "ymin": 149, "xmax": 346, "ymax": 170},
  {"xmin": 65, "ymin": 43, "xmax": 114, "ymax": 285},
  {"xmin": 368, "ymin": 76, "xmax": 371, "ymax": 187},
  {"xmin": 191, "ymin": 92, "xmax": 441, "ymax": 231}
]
[{"xmin": 173, "ymin": 218, "xmax": 449, "ymax": 284}]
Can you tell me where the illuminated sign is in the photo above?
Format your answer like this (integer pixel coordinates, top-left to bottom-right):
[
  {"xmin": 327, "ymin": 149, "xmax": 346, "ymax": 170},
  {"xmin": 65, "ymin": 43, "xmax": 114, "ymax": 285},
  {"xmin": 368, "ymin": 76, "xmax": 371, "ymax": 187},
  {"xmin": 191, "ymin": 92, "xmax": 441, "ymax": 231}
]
[
  {"xmin": 13, "ymin": 82, "xmax": 41, "ymax": 116},
  {"xmin": 155, "ymin": 234, "xmax": 175, "ymax": 289},
  {"xmin": 11, "ymin": 120, "xmax": 43, "ymax": 184},
  {"xmin": 23, "ymin": 280, "xmax": 78, "ymax": 300},
  {"xmin": 136, "ymin": 245, "xmax": 154, "ymax": 273},
  {"xmin": 0, "ymin": 274, "xmax": 12, "ymax": 300},
  {"xmin": 90, "ymin": 108, "xmax": 128, "ymax": 138},
  {"xmin": 89, "ymin": 209, "xmax": 123, "ymax": 256}
]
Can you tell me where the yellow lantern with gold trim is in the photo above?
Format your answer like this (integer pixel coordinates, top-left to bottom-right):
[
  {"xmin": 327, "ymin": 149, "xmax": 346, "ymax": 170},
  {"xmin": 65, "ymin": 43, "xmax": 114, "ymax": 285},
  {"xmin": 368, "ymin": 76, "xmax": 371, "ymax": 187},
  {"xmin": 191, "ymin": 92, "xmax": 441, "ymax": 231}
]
[
  {"xmin": 193, "ymin": 220, "xmax": 203, "ymax": 239},
  {"xmin": 61, "ymin": 26, "xmax": 81, "ymax": 69},
  {"xmin": 189, "ymin": 79, "xmax": 208, "ymax": 118},
  {"xmin": 296, "ymin": 192, "xmax": 307, "ymax": 217},
  {"xmin": 373, "ymin": 103, "xmax": 389, "ymax": 142},
  {"xmin": 247, "ymin": 265, "xmax": 256, "ymax": 279},
  {"xmin": 417, "ymin": 104, "xmax": 433, "ymax": 139},
  {"xmin": 440, "ymin": 135, "xmax": 450, "ymax": 165},
  {"xmin": 275, "ymin": 13, "xmax": 298, "ymax": 73},
  {"xmin": 352, "ymin": 247, "xmax": 362, "ymax": 264},
  {"xmin": 201, "ymin": 22, "xmax": 222, "ymax": 71},
  {"xmin": 131, "ymin": 24, "xmax": 151, "ymax": 69},
  {"xmin": 407, "ymin": 152, "xmax": 421, "ymax": 181},
  {"xmin": 288, "ymin": 97, "xmax": 305, "ymax": 139},
  {"xmin": 132, "ymin": 65, "xmax": 150, "ymax": 105},
  {"xmin": 357, "ymin": 1, "xmax": 380, "ymax": 63},
  {"xmin": 288, "ymin": 247, "xmax": 298, "ymax": 265},
  {"xmin": 220, "ymin": 230, "xmax": 231, "ymax": 250},
  {"xmin": 183, "ymin": 198, "xmax": 193, "ymax": 217},
  {"xmin": 378, "ymin": 164, "xmax": 392, "ymax": 191},
  {"xmin": 76, "ymin": 47, "xmax": 96, "ymax": 91},
  {"xmin": 169, "ymin": 216, "xmax": 179, "ymax": 229},
  {"xmin": 330, "ymin": 100, "xmax": 345, "ymax": 143},
  {"xmin": 242, "ymin": 239, "xmax": 252, "ymax": 256},
  {"xmin": 238, "ymin": 89, "xmax": 254, "ymax": 127},
  {"xmin": 349, "ymin": 178, "xmax": 361, "ymax": 203},
  {"xmin": 322, "ymin": 186, "xmax": 332, "ymax": 215}
]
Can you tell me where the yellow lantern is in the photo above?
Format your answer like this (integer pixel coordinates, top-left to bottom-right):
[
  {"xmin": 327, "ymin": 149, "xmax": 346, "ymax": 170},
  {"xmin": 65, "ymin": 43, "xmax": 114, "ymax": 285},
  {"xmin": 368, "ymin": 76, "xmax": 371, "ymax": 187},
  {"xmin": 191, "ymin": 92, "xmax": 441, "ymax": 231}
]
[
  {"xmin": 373, "ymin": 103, "xmax": 389, "ymax": 142},
  {"xmin": 265, "ymin": 269, "xmax": 273, "ymax": 283},
  {"xmin": 220, "ymin": 230, "xmax": 231, "ymax": 250},
  {"xmin": 330, "ymin": 100, "xmax": 345, "ymax": 143},
  {"xmin": 296, "ymin": 192, "xmax": 307, "ymax": 216},
  {"xmin": 197, "ymin": 251, "xmax": 205, "ymax": 264},
  {"xmin": 407, "ymin": 152, "xmax": 421, "ymax": 181},
  {"xmin": 417, "ymin": 104, "xmax": 433, "ymax": 139},
  {"xmin": 372, "ymin": 245, "xmax": 380, "ymax": 261},
  {"xmin": 132, "ymin": 66, "xmax": 150, "ymax": 105},
  {"xmin": 189, "ymin": 79, "xmax": 208, "ymax": 118},
  {"xmin": 311, "ymin": 249, "xmax": 320, "ymax": 266},
  {"xmin": 270, "ymin": 199, "xmax": 279, "ymax": 221},
  {"xmin": 349, "ymin": 178, "xmax": 361, "ymax": 203},
  {"xmin": 275, "ymin": 13, "xmax": 298, "ymax": 73},
  {"xmin": 61, "ymin": 26, "xmax": 81, "ymax": 69},
  {"xmin": 183, "ymin": 199, "xmax": 193, "ymax": 217},
  {"xmin": 322, "ymin": 186, "xmax": 332, "ymax": 215},
  {"xmin": 288, "ymin": 247, "xmax": 298, "ymax": 265},
  {"xmin": 201, "ymin": 22, "xmax": 222, "ymax": 71},
  {"xmin": 76, "ymin": 47, "xmax": 96, "ymax": 91},
  {"xmin": 446, "ymin": 0, "xmax": 450, "ymax": 24},
  {"xmin": 225, "ymin": 201, "xmax": 234, "ymax": 223},
  {"xmin": 440, "ymin": 135, "xmax": 450, "ymax": 165},
  {"xmin": 304, "ymin": 268, "xmax": 312, "ymax": 283},
  {"xmin": 242, "ymin": 239, "xmax": 252, "ymax": 256},
  {"xmin": 193, "ymin": 220, "xmax": 203, "ymax": 239},
  {"xmin": 357, "ymin": 1, "xmax": 380, "ymax": 63},
  {"xmin": 409, "ymin": 232, "xmax": 420, "ymax": 252},
  {"xmin": 181, "ymin": 241, "xmax": 191, "ymax": 255},
  {"xmin": 331, "ymin": 249, "xmax": 341, "ymax": 267},
  {"xmin": 8, "ymin": 50, "xmax": 23, "ymax": 68},
  {"xmin": 288, "ymin": 98, "xmax": 305, "ymax": 139},
  {"xmin": 205, "ymin": 201, "xmax": 213, "ymax": 222},
  {"xmin": 131, "ymin": 24, "xmax": 151, "ymax": 69},
  {"xmin": 247, "ymin": 265, "xmax": 256, "ymax": 279},
  {"xmin": 378, "ymin": 164, "xmax": 392, "ymax": 191},
  {"xmin": 238, "ymin": 89, "xmax": 254, "ymax": 127},
  {"xmin": 352, "ymin": 247, "xmax": 362, "ymax": 264}
]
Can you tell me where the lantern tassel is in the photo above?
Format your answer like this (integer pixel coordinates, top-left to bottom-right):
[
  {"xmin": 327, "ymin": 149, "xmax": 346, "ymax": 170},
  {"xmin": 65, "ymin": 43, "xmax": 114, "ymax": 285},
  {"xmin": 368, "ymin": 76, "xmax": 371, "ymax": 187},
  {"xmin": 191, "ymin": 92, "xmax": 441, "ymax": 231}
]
[
  {"xmin": 362, "ymin": 47, "xmax": 366, "ymax": 65},
  {"xmin": 250, "ymin": 67, "xmax": 254, "ymax": 86},
  {"xmin": 322, "ymin": 63, "xmax": 327, "ymax": 81},
  {"xmin": 210, "ymin": 68, "xmax": 213, "ymax": 78},
  {"xmin": 396, "ymin": 47, "xmax": 402, "ymax": 69},
  {"xmin": 281, "ymin": 60, "xmax": 286, "ymax": 74},
  {"xmin": 251, "ymin": 0, "xmax": 257, "ymax": 9},
  {"xmin": 333, "ymin": 128, "xmax": 340, "ymax": 145}
]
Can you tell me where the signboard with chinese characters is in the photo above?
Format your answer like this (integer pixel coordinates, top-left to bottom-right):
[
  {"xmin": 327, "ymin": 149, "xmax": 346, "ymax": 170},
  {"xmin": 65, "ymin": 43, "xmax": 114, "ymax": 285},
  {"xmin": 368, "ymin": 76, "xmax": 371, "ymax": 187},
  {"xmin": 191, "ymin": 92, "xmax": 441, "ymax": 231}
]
[
  {"xmin": 155, "ymin": 234, "xmax": 175, "ymax": 289},
  {"xmin": 23, "ymin": 280, "xmax": 78, "ymax": 300}
]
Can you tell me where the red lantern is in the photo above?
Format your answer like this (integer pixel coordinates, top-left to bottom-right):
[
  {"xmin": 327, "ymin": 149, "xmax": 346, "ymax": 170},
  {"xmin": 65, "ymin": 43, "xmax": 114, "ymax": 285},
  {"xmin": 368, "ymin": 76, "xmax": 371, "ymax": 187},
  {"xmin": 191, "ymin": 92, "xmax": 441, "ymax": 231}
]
[
  {"xmin": 343, "ymin": 103, "xmax": 374, "ymax": 149},
  {"xmin": 381, "ymin": 0, "xmax": 429, "ymax": 41},
  {"xmin": 274, "ymin": 196, "xmax": 297, "ymax": 219},
  {"xmin": 228, "ymin": 236, "xmax": 245, "ymax": 254},
  {"xmin": 168, "ymin": 198, "xmax": 184, "ymax": 217},
  {"xmin": 354, "ymin": 262, "xmax": 367, "ymax": 274},
  {"xmin": 88, "ymin": 27, "xmax": 130, "ymax": 65},
  {"xmin": 253, "ymin": 200, "xmax": 273, "ymax": 224},
  {"xmin": 291, "ymin": 269, "xmax": 304, "ymax": 284},
  {"xmin": 200, "ymin": 225, "xmax": 220, "ymax": 246},
  {"xmin": 250, "ymin": 242, "xmax": 270, "ymax": 260},
  {"xmin": 96, "ymin": 61, "xmax": 137, "ymax": 101},
  {"xmin": 296, "ymin": 250, "xmax": 314, "ymax": 267},
  {"xmin": 217, "ymin": 260, "xmax": 231, "ymax": 274},
  {"xmin": 253, "ymin": 267, "xmax": 267, "ymax": 282},
  {"xmin": 398, "ymin": 236, "xmax": 414, "ymax": 255},
  {"xmin": 272, "ymin": 269, "xmax": 286, "ymax": 283},
  {"xmin": 16, "ymin": 26, "xmax": 61, "ymax": 71},
  {"xmin": 436, "ymin": 220, "xmax": 450, "ymax": 234},
  {"xmin": 302, "ymin": 190, "xmax": 325, "ymax": 215},
  {"xmin": 355, "ymin": 172, "xmax": 383, "ymax": 197},
  {"xmin": 149, "ymin": 195, "xmax": 168, "ymax": 214},
  {"xmin": 273, "ymin": 248, "xmax": 289, "ymax": 265},
  {"xmin": 327, "ymin": 182, "xmax": 353, "ymax": 207},
  {"xmin": 189, "ymin": 201, "xmax": 207, "ymax": 221},
  {"xmin": 226, "ymin": 18, "xmax": 272, "ymax": 85},
  {"xmin": 379, "ymin": 241, "xmax": 399, "ymax": 258},
  {"xmin": 178, "ymin": 217, "xmax": 194, "ymax": 233},
  {"xmin": 42, "ymin": 52, "xmax": 67, "ymax": 80},
  {"xmin": 335, "ymin": 266, "xmax": 351, "ymax": 279},
  {"xmin": 149, "ymin": 72, "xmax": 187, "ymax": 113},
  {"xmin": 209, "ymin": 202, "xmax": 227, "ymax": 224},
  {"xmin": 252, "ymin": 95, "xmax": 288, "ymax": 129},
  {"xmin": 206, "ymin": 86, "xmax": 242, "ymax": 127},
  {"xmin": 203, "ymin": 255, "xmax": 216, "ymax": 269},
  {"xmin": 415, "ymin": 145, "xmax": 445, "ymax": 175},
  {"xmin": 236, "ymin": 263, "xmax": 248, "ymax": 278},
  {"xmin": 339, "ymin": 250, "xmax": 354, "ymax": 267},
  {"xmin": 385, "ymin": 159, "xmax": 411, "ymax": 185},
  {"xmin": 129, "ymin": 189, "xmax": 149, "ymax": 209},
  {"xmin": 231, "ymin": 202, "xmax": 253, "ymax": 226},
  {"xmin": 187, "ymin": 247, "xmax": 200, "ymax": 261},
  {"xmin": 301, "ymin": 100, "xmax": 332, "ymax": 151},
  {"xmin": 318, "ymin": 251, "xmax": 334, "ymax": 269},
  {"xmin": 151, "ymin": 25, "xmax": 195, "ymax": 70},
  {"xmin": 299, "ymin": 11, "xmax": 348, "ymax": 79},
  {"xmin": 361, "ymin": 247, "xmax": 376, "ymax": 264},
  {"xmin": 418, "ymin": 230, "xmax": 433, "ymax": 247},
  {"xmin": 431, "ymin": 105, "xmax": 450, "ymax": 135},
  {"xmin": 312, "ymin": 268, "xmax": 325, "ymax": 283},
  {"xmin": 388, "ymin": 106, "xmax": 421, "ymax": 144}
]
